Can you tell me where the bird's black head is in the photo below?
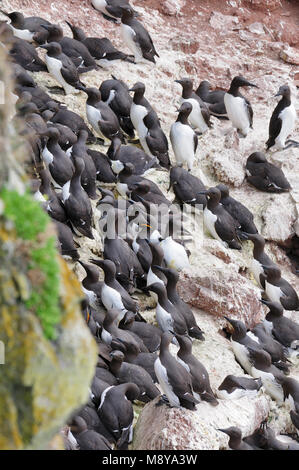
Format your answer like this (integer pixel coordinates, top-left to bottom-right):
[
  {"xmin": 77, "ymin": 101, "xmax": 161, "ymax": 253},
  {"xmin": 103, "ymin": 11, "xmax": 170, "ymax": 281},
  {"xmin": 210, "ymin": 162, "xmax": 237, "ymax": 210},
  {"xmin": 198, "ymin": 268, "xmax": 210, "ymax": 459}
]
[
  {"xmin": 39, "ymin": 41, "xmax": 62, "ymax": 56},
  {"xmin": 177, "ymin": 101, "xmax": 193, "ymax": 115},
  {"xmin": 275, "ymin": 85, "xmax": 291, "ymax": 99},
  {"xmin": 247, "ymin": 151, "xmax": 267, "ymax": 164},
  {"xmin": 230, "ymin": 75, "xmax": 258, "ymax": 89}
]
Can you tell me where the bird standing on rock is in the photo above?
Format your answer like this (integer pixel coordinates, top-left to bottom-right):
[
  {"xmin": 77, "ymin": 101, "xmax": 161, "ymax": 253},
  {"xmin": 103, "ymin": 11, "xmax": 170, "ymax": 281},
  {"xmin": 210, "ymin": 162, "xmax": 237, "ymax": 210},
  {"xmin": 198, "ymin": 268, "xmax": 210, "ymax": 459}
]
[
  {"xmin": 65, "ymin": 21, "xmax": 133, "ymax": 68},
  {"xmin": 266, "ymin": 85, "xmax": 297, "ymax": 150},
  {"xmin": 120, "ymin": 5, "xmax": 159, "ymax": 64},
  {"xmin": 196, "ymin": 80, "xmax": 228, "ymax": 120},
  {"xmin": 92, "ymin": 0, "xmax": 138, "ymax": 23},
  {"xmin": 0, "ymin": 10, "xmax": 50, "ymax": 42},
  {"xmin": 80, "ymin": 87, "xmax": 124, "ymax": 145},
  {"xmin": 198, "ymin": 187, "xmax": 242, "ymax": 249},
  {"xmin": 224, "ymin": 75, "xmax": 258, "ymax": 137},
  {"xmin": 170, "ymin": 102, "xmax": 198, "ymax": 172},
  {"xmin": 61, "ymin": 157, "xmax": 94, "ymax": 239},
  {"xmin": 40, "ymin": 42, "xmax": 83, "ymax": 95},
  {"xmin": 216, "ymin": 183, "xmax": 258, "ymax": 234},
  {"xmin": 175, "ymin": 78, "xmax": 211, "ymax": 134},
  {"xmin": 40, "ymin": 23, "xmax": 97, "ymax": 73},
  {"xmin": 245, "ymin": 152, "xmax": 291, "ymax": 193},
  {"xmin": 154, "ymin": 332, "xmax": 199, "ymax": 410}
]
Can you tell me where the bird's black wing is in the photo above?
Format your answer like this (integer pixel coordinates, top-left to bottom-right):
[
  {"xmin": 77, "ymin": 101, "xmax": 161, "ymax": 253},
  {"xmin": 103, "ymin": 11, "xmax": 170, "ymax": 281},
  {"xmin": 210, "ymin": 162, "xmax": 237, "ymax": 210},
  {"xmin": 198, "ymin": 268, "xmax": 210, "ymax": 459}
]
[
  {"xmin": 201, "ymin": 106, "xmax": 212, "ymax": 128},
  {"xmin": 244, "ymin": 98, "xmax": 254, "ymax": 128},
  {"xmin": 132, "ymin": 20, "xmax": 159, "ymax": 60},
  {"xmin": 193, "ymin": 132, "xmax": 198, "ymax": 153}
]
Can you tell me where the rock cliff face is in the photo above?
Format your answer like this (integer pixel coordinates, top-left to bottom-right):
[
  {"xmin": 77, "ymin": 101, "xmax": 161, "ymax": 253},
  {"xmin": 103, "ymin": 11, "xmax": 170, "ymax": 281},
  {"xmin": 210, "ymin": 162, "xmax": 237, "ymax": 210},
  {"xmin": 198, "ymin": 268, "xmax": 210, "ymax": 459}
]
[
  {"xmin": 0, "ymin": 0, "xmax": 298, "ymax": 450},
  {"xmin": 0, "ymin": 46, "xmax": 98, "ymax": 450}
]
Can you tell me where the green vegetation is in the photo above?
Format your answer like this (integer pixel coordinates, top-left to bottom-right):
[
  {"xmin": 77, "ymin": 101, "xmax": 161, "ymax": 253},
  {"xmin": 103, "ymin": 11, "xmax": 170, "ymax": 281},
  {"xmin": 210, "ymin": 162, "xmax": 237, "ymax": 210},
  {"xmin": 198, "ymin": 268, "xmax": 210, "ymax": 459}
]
[
  {"xmin": 26, "ymin": 237, "xmax": 61, "ymax": 340},
  {"xmin": 0, "ymin": 188, "xmax": 48, "ymax": 241},
  {"xmin": 0, "ymin": 188, "xmax": 61, "ymax": 340}
]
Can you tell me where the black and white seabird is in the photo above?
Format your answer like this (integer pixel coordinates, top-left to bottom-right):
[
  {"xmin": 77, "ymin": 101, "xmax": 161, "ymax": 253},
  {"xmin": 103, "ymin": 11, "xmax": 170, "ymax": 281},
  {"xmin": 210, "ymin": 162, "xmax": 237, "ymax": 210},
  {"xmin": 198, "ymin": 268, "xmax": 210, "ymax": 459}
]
[
  {"xmin": 53, "ymin": 219, "xmax": 80, "ymax": 261},
  {"xmin": 97, "ymin": 382, "xmax": 140, "ymax": 450},
  {"xmin": 217, "ymin": 375, "xmax": 262, "ymax": 400},
  {"xmin": 80, "ymin": 87, "xmax": 124, "ymax": 145},
  {"xmin": 102, "ymin": 209, "xmax": 145, "ymax": 291},
  {"xmin": 43, "ymin": 114, "xmax": 77, "ymax": 152},
  {"xmin": 175, "ymin": 78, "xmax": 211, "ymax": 133},
  {"xmin": 70, "ymin": 416, "xmax": 112, "ymax": 450},
  {"xmin": 262, "ymin": 299, "xmax": 299, "ymax": 350},
  {"xmin": 121, "ymin": 311, "xmax": 162, "ymax": 353},
  {"xmin": 101, "ymin": 309, "xmax": 141, "ymax": 355},
  {"xmin": 109, "ymin": 350, "xmax": 159, "ymax": 403},
  {"xmin": 14, "ymin": 71, "xmax": 59, "ymax": 112},
  {"xmin": 130, "ymin": 179, "xmax": 172, "ymax": 207},
  {"xmin": 154, "ymin": 266, "xmax": 204, "ymax": 341},
  {"xmin": 175, "ymin": 334, "xmax": 218, "ymax": 405},
  {"xmin": 195, "ymin": 80, "xmax": 228, "ymax": 120},
  {"xmin": 143, "ymin": 111, "xmax": 170, "ymax": 169},
  {"xmin": 107, "ymin": 137, "xmax": 157, "ymax": 176},
  {"xmin": 224, "ymin": 75, "xmax": 258, "ymax": 137},
  {"xmin": 216, "ymin": 183, "xmax": 258, "ymax": 234},
  {"xmin": 247, "ymin": 347, "xmax": 285, "ymax": 403},
  {"xmin": 245, "ymin": 152, "xmax": 291, "ymax": 193},
  {"xmin": 218, "ymin": 427, "xmax": 256, "ymax": 450},
  {"xmin": 91, "ymin": 0, "xmax": 138, "ymax": 23},
  {"xmin": 78, "ymin": 261, "xmax": 105, "ymax": 318},
  {"xmin": 154, "ymin": 332, "xmax": 199, "ymax": 410},
  {"xmin": 50, "ymin": 105, "xmax": 97, "ymax": 143},
  {"xmin": 266, "ymin": 85, "xmax": 298, "ymax": 150},
  {"xmin": 244, "ymin": 422, "xmax": 299, "ymax": 450},
  {"xmin": 90, "ymin": 258, "xmax": 138, "ymax": 314},
  {"xmin": 225, "ymin": 316, "xmax": 260, "ymax": 374},
  {"xmin": 87, "ymin": 149, "xmax": 117, "ymax": 183},
  {"xmin": 170, "ymin": 102, "xmax": 198, "ymax": 172},
  {"xmin": 127, "ymin": 226, "xmax": 153, "ymax": 274},
  {"xmin": 263, "ymin": 265, "xmax": 299, "ymax": 311},
  {"xmin": 66, "ymin": 22, "xmax": 133, "ymax": 68},
  {"xmin": 275, "ymin": 375, "xmax": 299, "ymax": 413},
  {"xmin": 0, "ymin": 10, "xmax": 50, "ymax": 42},
  {"xmin": 129, "ymin": 81, "xmax": 160, "ymax": 154},
  {"xmin": 3, "ymin": 27, "xmax": 48, "ymax": 72},
  {"xmin": 120, "ymin": 5, "xmax": 159, "ymax": 63},
  {"xmin": 241, "ymin": 232, "xmax": 277, "ymax": 289},
  {"xmin": 41, "ymin": 127, "xmax": 75, "ymax": 187},
  {"xmin": 146, "ymin": 242, "xmax": 166, "ymax": 288},
  {"xmin": 146, "ymin": 282, "xmax": 188, "ymax": 336},
  {"xmin": 38, "ymin": 167, "xmax": 67, "ymax": 223},
  {"xmin": 41, "ymin": 24, "xmax": 97, "ymax": 73},
  {"xmin": 70, "ymin": 130, "xmax": 97, "ymax": 199},
  {"xmin": 100, "ymin": 77, "xmax": 134, "ymax": 137},
  {"xmin": 40, "ymin": 42, "xmax": 83, "ymax": 95},
  {"xmin": 61, "ymin": 157, "xmax": 94, "ymax": 239},
  {"xmin": 169, "ymin": 166, "xmax": 207, "ymax": 208},
  {"xmin": 249, "ymin": 321, "xmax": 290, "ymax": 373},
  {"xmin": 198, "ymin": 187, "xmax": 242, "ymax": 249}
]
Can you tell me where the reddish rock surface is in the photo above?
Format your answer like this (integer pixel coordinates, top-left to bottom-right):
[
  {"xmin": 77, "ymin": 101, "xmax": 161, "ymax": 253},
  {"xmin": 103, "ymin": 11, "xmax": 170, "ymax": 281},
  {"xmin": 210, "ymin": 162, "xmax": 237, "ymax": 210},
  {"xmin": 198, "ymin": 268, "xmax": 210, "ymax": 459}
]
[{"xmin": 178, "ymin": 267, "xmax": 263, "ymax": 328}]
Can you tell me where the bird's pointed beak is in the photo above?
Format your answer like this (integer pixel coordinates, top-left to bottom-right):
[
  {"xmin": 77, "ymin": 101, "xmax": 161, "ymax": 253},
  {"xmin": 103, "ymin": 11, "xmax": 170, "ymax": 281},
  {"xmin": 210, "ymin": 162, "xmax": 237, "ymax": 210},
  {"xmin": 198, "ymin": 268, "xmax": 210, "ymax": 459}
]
[
  {"xmin": 152, "ymin": 265, "xmax": 165, "ymax": 272},
  {"xmin": 40, "ymin": 24, "xmax": 51, "ymax": 31}
]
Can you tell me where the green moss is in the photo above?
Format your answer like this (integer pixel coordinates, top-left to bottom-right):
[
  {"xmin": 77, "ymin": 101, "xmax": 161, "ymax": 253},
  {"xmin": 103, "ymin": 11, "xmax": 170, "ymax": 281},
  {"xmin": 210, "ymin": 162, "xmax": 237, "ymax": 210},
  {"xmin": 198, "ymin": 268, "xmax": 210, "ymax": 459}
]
[
  {"xmin": 26, "ymin": 237, "xmax": 61, "ymax": 340},
  {"xmin": 0, "ymin": 188, "xmax": 48, "ymax": 241}
]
